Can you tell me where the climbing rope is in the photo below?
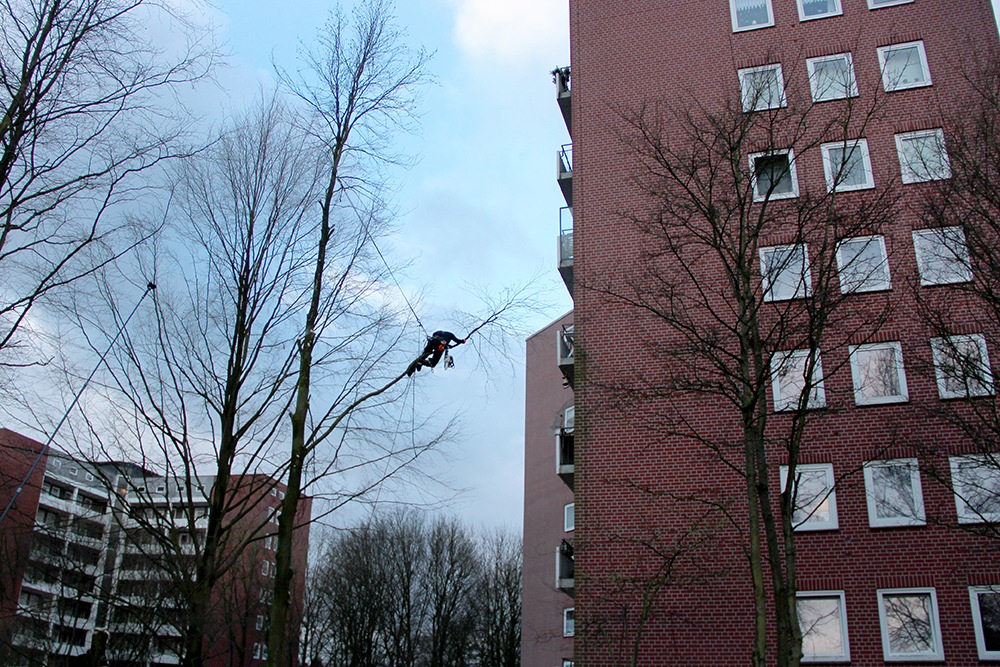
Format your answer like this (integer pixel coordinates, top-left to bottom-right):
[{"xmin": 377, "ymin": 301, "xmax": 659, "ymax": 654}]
[{"xmin": 363, "ymin": 225, "xmax": 428, "ymax": 337}]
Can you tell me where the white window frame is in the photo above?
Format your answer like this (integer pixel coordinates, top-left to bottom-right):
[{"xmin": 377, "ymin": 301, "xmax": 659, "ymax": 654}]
[
  {"xmin": 739, "ymin": 64, "xmax": 787, "ymax": 112},
  {"xmin": 781, "ymin": 463, "xmax": 838, "ymax": 531},
  {"xmin": 863, "ymin": 459, "xmax": 925, "ymax": 527},
  {"xmin": 913, "ymin": 227, "xmax": 972, "ymax": 286},
  {"xmin": 563, "ymin": 661, "xmax": 575, "ymax": 667},
  {"xmin": 877, "ymin": 588, "xmax": 944, "ymax": 661},
  {"xmin": 798, "ymin": 591, "xmax": 850, "ymax": 663},
  {"xmin": 797, "ymin": 0, "xmax": 842, "ymax": 22},
  {"xmin": 950, "ymin": 454, "xmax": 1000, "ymax": 524},
  {"xmin": 749, "ymin": 150, "xmax": 799, "ymax": 201},
  {"xmin": 878, "ymin": 41, "xmax": 932, "ymax": 92},
  {"xmin": 730, "ymin": 0, "xmax": 775, "ymax": 32},
  {"xmin": 868, "ymin": 0, "xmax": 914, "ymax": 8},
  {"xmin": 836, "ymin": 235, "xmax": 890, "ymax": 293},
  {"xmin": 771, "ymin": 349, "xmax": 826, "ymax": 411},
  {"xmin": 970, "ymin": 586, "xmax": 1000, "ymax": 660},
  {"xmin": 821, "ymin": 139, "xmax": 875, "ymax": 192},
  {"xmin": 931, "ymin": 334, "xmax": 994, "ymax": 399},
  {"xmin": 563, "ymin": 607, "xmax": 575, "ymax": 637},
  {"xmin": 806, "ymin": 53, "xmax": 858, "ymax": 102},
  {"xmin": 849, "ymin": 342, "xmax": 908, "ymax": 405},
  {"xmin": 895, "ymin": 129, "xmax": 951, "ymax": 183},
  {"xmin": 564, "ymin": 503, "xmax": 575, "ymax": 532},
  {"xmin": 760, "ymin": 243, "xmax": 811, "ymax": 302}
]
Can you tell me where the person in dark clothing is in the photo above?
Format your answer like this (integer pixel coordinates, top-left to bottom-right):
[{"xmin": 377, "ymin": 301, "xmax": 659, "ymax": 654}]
[{"xmin": 407, "ymin": 330, "xmax": 465, "ymax": 375}]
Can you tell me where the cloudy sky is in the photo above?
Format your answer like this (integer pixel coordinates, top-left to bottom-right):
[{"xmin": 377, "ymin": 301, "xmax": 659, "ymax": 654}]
[{"xmin": 194, "ymin": 0, "xmax": 574, "ymax": 531}]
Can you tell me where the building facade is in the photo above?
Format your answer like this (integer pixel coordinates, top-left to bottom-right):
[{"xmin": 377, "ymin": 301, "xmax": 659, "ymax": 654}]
[
  {"xmin": 0, "ymin": 428, "xmax": 310, "ymax": 667},
  {"xmin": 526, "ymin": 1, "xmax": 1000, "ymax": 665}
]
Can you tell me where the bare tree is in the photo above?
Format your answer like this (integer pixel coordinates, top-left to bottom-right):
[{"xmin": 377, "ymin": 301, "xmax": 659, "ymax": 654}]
[
  {"xmin": 63, "ymin": 89, "xmax": 319, "ymax": 667},
  {"xmin": 581, "ymin": 59, "xmax": 901, "ymax": 666},
  {"xmin": 0, "ymin": 0, "xmax": 214, "ymax": 377},
  {"xmin": 909, "ymin": 53, "xmax": 1000, "ymax": 542},
  {"xmin": 474, "ymin": 528, "xmax": 521, "ymax": 667}
]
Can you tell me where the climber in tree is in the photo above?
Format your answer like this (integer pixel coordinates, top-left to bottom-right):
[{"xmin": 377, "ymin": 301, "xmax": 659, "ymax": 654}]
[{"xmin": 407, "ymin": 330, "xmax": 465, "ymax": 376}]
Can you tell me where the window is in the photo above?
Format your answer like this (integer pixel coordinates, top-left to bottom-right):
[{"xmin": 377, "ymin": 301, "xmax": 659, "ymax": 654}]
[
  {"xmin": 730, "ymin": 0, "xmax": 774, "ymax": 31},
  {"xmin": 878, "ymin": 41, "xmax": 932, "ymax": 92},
  {"xmin": 836, "ymin": 236, "xmax": 890, "ymax": 293},
  {"xmin": 806, "ymin": 53, "xmax": 857, "ymax": 102},
  {"xmin": 821, "ymin": 139, "xmax": 874, "ymax": 192},
  {"xmin": 895, "ymin": 129, "xmax": 950, "ymax": 183},
  {"xmin": 564, "ymin": 503, "xmax": 575, "ymax": 532},
  {"xmin": 877, "ymin": 589, "xmax": 944, "ymax": 661},
  {"xmin": 913, "ymin": 227, "xmax": 972, "ymax": 286},
  {"xmin": 563, "ymin": 608, "xmax": 575, "ymax": 637},
  {"xmin": 261, "ymin": 561, "xmax": 269, "ymax": 576},
  {"xmin": 750, "ymin": 150, "xmax": 798, "ymax": 201},
  {"xmin": 950, "ymin": 455, "xmax": 1000, "ymax": 523},
  {"xmin": 798, "ymin": 592, "xmax": 850, "ymax": 662},
  {"xmin": 970, "ymin": 586, "xmax": 1000, "ymax": 660},
  {"xmin": 868, "ymin": 0, "xmax": 913, "ymax": 8},
  {"xmin": 256, "ymin": 614, "xmax": 265, "ymax": 631},
  {"xmin": 739, "ymin": 64, "xmax": 786, "ymax": 111},
  {"xmin": 797, "ymin": 0, "xmax": 842, "ymax": 21},
  {"xmin": 864, "ymin": 459, "xmax": 925, "ymax": 527},
  {"xmin": 771, "ymin": 349, "xmax": 826, "ymax": 411},
  {"xmin": 563, "ymin": 661, "xmax": 575, "ymax": 667},
  {"xmin": 760, "ymin": 243, "xmax": 810, "ymax": 301},
  {"xmin": 849, "ymin": 342, "xmax": 908, "ymax": 405},
  {"xmin": 931, "ymin": 334, "xmax": 993, "ymax": 399},
  {"xmin": 781, "ymin": 464, "xmax": 838, "ymax": 530}
]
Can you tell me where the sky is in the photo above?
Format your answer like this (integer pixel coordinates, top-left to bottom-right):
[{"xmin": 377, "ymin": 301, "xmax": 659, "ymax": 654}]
[{"xmin": 195, "ymin": 0, "xmax": 574, "ymax": 532}]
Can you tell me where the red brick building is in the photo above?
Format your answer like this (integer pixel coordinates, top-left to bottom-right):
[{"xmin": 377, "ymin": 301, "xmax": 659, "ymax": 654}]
[{"xmin": 525, "ymin": 1, "xmax": 1000, "ymax": 665}]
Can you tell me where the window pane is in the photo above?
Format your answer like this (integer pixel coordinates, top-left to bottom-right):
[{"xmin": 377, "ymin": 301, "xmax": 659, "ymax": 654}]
[
  {"xmin": 852, "ymin": 344, "xmax": 902, "ymax": 401},
  {"xmin": 883, "ymin": 593, "xmax": 934, "ymax": 654},
  {"xmin": 898, "ymin": 131, "xmax": 950, "ymax": 182},
  {"xmin": 762, "ymin": 244, "xmax": 809, "ymax": 301},
  {"xmin": 953, "ymin": 456, "xmax": 1000, "ymax": 520},
  {"xmin": 799, "ymin": 596, "xmax": 845, "ymax": 658},
  {"xmin": 838, "ymin": 236, "xmax": 889, "ymax": 292},
  {"xmin": 741, "ymin": 67, "xmax": 784, "ymax": 111},
  {"xmin": 882, "ymin": 44, "xmax": 929, "ymax": 90},
  {"xmin": 977, "ymin": 590, "xmax": 1000, "ymax": 652},
  {"xmin": 870, "ymin": 462, "xmax": 917, "ymax": 520},
  {"xmin": 914, "ymin": 227, "xmax": 972, "ymax": 285},
  {"xmin": 755, "ymin": 154, "xmax": 793, "ymax": 196},
  {"xmin": 800, "ymin": 0, "xmax": 839, "ymax": 17},
  {"xmin": 826, "ymin": 143, "xmax": 870, "ymax": 189},
  {"xmin": 933, "ymin": 335, "xmax": 993, "ymax": 398},
  {"xmin": 772, "ymin": 349, "xmax": 824, "ymax": 410},
  {"xmin": 792, "ymin": 468, "xmax": 833, "ymax": 526},
  {"xmin": 734, "ymin": 0, "xmax": 771, "ymax": 28},
  {"xmin": 810, "ymin": 56, "xmax": 854, "ymax": 100}
]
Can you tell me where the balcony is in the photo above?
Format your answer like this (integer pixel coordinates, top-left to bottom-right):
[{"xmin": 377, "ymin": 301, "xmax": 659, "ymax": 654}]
[
  {"xmin": 558, "ymin": 207, "xmax": 573, "ymax": 296},
  {"xmin": 556, "ymin": 539, "xmax": 575, "ymax": 596},
  {"xmin": 553, "ymin": 67, "xmax": 571, "ymax": 134},
  {"xmin": 557, "ymin": 324, "xmax": 574, "ymax": 388},
  {"xmin": 557, "ymin": 406, "xmax": 574, "ymax": 490},
  {"xmin": 557, "ymin": 144, "xmax": 573, "ymax": 207}
]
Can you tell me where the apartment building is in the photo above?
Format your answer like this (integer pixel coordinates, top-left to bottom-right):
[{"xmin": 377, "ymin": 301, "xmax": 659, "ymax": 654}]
[
  {"xmin": 525, "ymin": 1, "xmax": 1000, "ymax": 665},
  {"xmin": 0, "ymin": 428, "xmax": 310, "ymax": 667}
]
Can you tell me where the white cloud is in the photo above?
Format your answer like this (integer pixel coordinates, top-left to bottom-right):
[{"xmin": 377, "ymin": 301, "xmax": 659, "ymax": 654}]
[{"xmin": 448, "ymin": 0, "xmax": 568, "ymax": 64}]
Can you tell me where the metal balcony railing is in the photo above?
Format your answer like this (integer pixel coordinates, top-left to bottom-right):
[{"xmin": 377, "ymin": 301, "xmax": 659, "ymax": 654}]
[
  {"xmin": 557, "ymin": 539, "xmax": 575, "ymax": 595},
  {"xmin": 557, "ymin": 144, "xmax": 573, "ymax": 208}
]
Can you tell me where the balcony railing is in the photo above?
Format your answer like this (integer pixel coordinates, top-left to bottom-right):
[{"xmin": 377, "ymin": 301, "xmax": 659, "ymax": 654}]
[
  {"xmin": 553, "ymin": 66, "xmax": 571, "ymax": 134},
  {"xmin": 557, "ymin": 143, "xmax": 573, "ymax": 207},
  {"xmin": 558, "ymin": 207, "xmax": 573, "ymax": 296},
  {"xmin": 557, "ymin": 539, "xmax": 575, "ymax": 595},
  {"xmin": 558, "ymin": 324, "xmax": 574, "ymax": 388}
]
